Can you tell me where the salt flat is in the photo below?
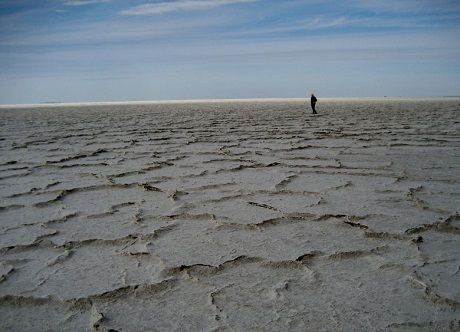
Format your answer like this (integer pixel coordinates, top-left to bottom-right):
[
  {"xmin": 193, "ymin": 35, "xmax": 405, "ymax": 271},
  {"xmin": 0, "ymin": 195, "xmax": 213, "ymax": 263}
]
[{"xmin": 0, "ymin": 99, "xmax": 459, "ymax": 331}]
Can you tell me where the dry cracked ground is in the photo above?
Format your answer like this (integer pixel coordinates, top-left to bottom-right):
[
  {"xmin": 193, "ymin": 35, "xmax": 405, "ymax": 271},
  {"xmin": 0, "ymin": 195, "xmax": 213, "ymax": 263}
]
[{"xmin": 0, "ymin": 99, "xmax": 459, "ymax": 331}]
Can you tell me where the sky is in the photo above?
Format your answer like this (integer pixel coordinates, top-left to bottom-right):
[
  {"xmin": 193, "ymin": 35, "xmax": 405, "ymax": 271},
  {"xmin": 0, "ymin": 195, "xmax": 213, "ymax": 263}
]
[{"xmin": 0, "ymin": 0, "xmax": 460, "ymax": 103}]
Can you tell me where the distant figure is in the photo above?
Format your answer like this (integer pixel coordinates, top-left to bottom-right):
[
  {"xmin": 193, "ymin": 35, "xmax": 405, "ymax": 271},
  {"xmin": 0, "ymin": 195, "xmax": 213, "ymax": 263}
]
[{"xmin": 310, "ymin": 93, "xmax": 318, "ymax": 114}]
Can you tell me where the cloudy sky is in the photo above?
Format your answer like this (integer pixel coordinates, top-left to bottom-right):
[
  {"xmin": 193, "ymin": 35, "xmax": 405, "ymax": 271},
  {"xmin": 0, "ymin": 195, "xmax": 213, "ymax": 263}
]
[{"xmin": 1, "ymin": 0, "xmax": 459, "ymax": 103}]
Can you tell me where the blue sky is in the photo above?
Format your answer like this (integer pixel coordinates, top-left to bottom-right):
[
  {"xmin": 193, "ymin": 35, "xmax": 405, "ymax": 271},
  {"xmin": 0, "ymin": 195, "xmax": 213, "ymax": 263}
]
[{"xmin": 1, "ymin": 0, "xmax": 460, "ymax": 103}]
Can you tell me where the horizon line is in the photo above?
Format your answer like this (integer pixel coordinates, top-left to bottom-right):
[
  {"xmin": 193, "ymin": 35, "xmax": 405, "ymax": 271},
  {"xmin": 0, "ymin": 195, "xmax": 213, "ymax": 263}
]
[{"xmin": 1, "ymin": 96, "xmax": 460, "ymax": 109}]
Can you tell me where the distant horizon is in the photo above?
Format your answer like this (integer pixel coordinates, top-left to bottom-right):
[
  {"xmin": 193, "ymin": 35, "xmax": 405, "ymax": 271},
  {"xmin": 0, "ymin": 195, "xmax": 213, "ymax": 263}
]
[{"xmin": 1, "ymin": 95, "xmax": 460, "ymax": 109}]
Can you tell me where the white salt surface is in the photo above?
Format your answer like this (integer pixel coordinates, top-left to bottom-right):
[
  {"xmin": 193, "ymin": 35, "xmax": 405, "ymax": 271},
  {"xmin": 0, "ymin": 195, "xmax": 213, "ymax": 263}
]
[{"xmin": 0, "ymin": 99, "xmax": 459, "ymax": 331}]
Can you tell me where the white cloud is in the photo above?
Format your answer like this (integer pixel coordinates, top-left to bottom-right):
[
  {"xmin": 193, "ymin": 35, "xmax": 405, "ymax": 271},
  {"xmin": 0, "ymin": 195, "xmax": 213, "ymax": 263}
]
[
  {"xmin": 350, "ymin": 0, "xmax": 460, "ymax": 13},
  {"xmin": 121, "ymin": 0, "xmax": 259, "ymax": 15},
  {"xmin": 63, "ymin": 0, "xmax": 111, "ymax": 6},
  {"xmin": 224, "ymin": 13, "xmax": 460, "ymax": 37}
]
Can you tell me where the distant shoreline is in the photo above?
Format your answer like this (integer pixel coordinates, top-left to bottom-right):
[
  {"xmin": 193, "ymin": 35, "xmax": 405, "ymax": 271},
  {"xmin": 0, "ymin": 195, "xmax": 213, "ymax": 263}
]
[{"xmin": 1, "ymin": 96, "xmax": 460, "ymax": 109}]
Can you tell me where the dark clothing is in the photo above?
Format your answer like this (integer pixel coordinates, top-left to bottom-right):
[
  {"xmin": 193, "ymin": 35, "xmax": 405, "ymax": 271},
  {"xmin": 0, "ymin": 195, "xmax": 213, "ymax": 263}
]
[{"xmin": 311, "ymin": 95, "xmax": 317, "ymax": 114}]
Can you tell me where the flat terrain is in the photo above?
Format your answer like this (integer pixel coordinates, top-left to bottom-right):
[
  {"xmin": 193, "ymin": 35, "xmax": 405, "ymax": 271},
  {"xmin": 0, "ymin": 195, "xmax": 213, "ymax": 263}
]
[{"xmin": 0, "ymin": 99, "xmax": 459, "ymax": 331}]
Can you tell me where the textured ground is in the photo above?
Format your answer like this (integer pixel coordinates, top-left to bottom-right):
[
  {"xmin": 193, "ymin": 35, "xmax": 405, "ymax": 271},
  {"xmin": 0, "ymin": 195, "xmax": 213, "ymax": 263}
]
[{"xmin": 0, "ymin": 99, "xmax": 459, "ymax": 331}]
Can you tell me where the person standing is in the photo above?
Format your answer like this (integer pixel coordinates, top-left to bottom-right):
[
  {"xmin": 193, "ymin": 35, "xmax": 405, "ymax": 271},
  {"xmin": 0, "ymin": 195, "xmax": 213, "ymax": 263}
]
[{"xmin": 310, "ymin": 93, "xmax": 318, "ymax": 114}]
